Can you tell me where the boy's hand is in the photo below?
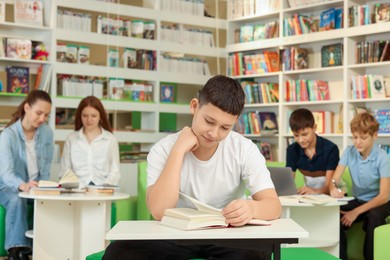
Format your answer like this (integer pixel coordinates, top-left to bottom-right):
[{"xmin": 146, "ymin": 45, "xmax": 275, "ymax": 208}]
[
  {"xmin": 297, "ymin": 186, "xmax": 316, "ymax": 195},
  {"xmin": 330, "ymin": 187, "xmax": 344, "ymax": 198},
  {"xmin": 340, "ymin": 210, "xmax": 358, "ymax": 227},
  {"xmin": 222, "ymin": 199, "xmax": 252, "ymax": 227},
  {"xmin": 174, "ymin": 126, "xmax": 199, "ymax": 153}
]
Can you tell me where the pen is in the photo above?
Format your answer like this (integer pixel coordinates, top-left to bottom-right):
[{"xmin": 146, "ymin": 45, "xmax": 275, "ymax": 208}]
[{"xmin": 332, "ymin": 179, "xmax": 342, "ymax": 193}]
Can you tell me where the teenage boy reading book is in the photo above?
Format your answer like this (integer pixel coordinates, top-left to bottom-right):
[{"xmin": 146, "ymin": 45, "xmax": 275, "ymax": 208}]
[
  {"xmin": 286, "ymin": 108, "xmax": 339, "ymax": 194},
  {"xmin": 103, "ymin": 75, "xmax": 281, "ymax": 260},
  {"xmin": 329, "ymin": 112, "xmax": 390, "ymax": 260}
]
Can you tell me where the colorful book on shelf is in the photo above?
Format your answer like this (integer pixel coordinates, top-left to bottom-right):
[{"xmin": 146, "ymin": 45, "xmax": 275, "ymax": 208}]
[
  {"xmin": 374, "ymin": 4, "xmax": 390, "ymax": 23},
  {"xmin": 293, "ymin": 47, "xmax": 308, "ymax": 70},
  {"xmin": 160, "ymin": 192, "xmax": 271, "ymax": 231},
  {"xmin": 312, "ymin": 110, "xmax": 334, "ymax": 134},
  {"xmin": 240, "ymin": 24, "xmax": 254, "ymax": 43},
  {"xmin": 258, "ymin": 112, "xmax": 278, "ymax": 133},
  {"xmin": 319, "ymin": 8, "xmax": 335, "ymax": 31},
  {"xmin": 14, "ymin": 0, "xmax": 44, "ymax": 26},
  {"xmin": 375, "ymin": 109, "xmax": 390, "ymax": 134},
  {"xmin": 6, "ymin": 66, "xmax": 29, "ymax": 94},
  {"xmin": 160, "ymin": 83, "xmax": 176, "ymax": 102},
  {"xmin": 321, "ymin": 43, "xmax": 343, "ymax": 67},
  {"xmin": 6, "ymin": 38, "xmax": 32, "ymax": 59},
  {"xmin": 368, "ymin": 75, "xmax": 386, "ymax": 99},
  {"xmin": 379, "ymin": 40, "xmax": 390, "ymax": 62},
  {"xmin": 264, "ymin": 51, "xmax": 280, "ymax": 72}
]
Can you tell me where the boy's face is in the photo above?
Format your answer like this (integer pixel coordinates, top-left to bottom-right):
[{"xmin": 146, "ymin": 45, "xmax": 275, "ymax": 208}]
[
  {"xmin": 190, "ymin": 99, "xmax": 237, "ymax": 149},
  {"xmin": 351, "ymin": 131, "xmax": 376, "ymax": 156},
  {"xmin": 292, "ymin": 127, "xmax": 316, "ymax": 149}
]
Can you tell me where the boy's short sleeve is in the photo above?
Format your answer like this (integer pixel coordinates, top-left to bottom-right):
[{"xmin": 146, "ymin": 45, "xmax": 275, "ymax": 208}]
[
  {"xmin": 339, "ymin": 146, "xmax": 352, "ymax": 166},
  {"xmin": 286, "ymin": 144, "xmax": 298, "ymax": 172},
  {"xmin": 326, "ymin": 145, "xmax": 340, "ymax": 170}
]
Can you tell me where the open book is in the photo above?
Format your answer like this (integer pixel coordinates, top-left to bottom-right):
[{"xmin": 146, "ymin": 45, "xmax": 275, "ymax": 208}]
[
  {"xmin": 281, "ymin": 194, "xmax": 338, "ymax": 205},
  {"xmin": 160, "ymin": 192, "xmax": 271, "ymax": 231},
  {"xmin": 30, "ymin": 170, "xmax": 80, "ymax": 195}
]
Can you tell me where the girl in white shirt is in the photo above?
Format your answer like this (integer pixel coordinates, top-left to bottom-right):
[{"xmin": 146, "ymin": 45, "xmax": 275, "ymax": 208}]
[{"xmin": 60, "ymin": 96, "xmax": 120, "ymax": 188}]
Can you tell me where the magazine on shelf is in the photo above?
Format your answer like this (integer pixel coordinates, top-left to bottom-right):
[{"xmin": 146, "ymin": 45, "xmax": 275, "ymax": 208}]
[
  {"xmin": 14, "ymin": 0, "xmax": 44, "ymax": 26},
  {"xmin": 6, "ymin": 66, "xmax": 29, "ymax": 93},
  {"xmin": 321, "ymin": 43, "xmax": 343, "ymax": 67}
]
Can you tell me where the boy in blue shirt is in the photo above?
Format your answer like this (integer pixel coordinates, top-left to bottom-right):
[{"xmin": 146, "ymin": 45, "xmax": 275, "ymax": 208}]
[
  {"xmin": 330, "ymin": 112, "xmax": 390, "ymax": 260},
  {"xmin": 286, "ymin": 108, "xmax": 339, "ymax": 194}
]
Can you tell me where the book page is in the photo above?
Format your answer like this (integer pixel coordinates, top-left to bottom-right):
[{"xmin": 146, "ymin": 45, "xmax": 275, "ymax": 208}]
[
  {"xmin": 179, "ymin": 192, "xmax": 222, "ymax": 215},
  {"xmin": 179, "ymin": 192, "xmax": 271, "ymax": 225},
  {"xmin": 38, "ymin": 180, "xmax": 59, "ymax": 188}
]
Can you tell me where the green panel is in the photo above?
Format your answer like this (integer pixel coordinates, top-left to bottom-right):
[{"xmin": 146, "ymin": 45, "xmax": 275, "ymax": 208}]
[
  {"xmin": 0, "ymin": 206, "xmax": 7, "ymax": 256},
  {"xmin": 159, "ymin": 113, "xmax": 177, "ymax": 132},
  {"xmin": 132, "ymin": 111, "xmax": 141, "ymax": 130},
  {"xmin": 137, "ymin": 160, "xmax": 153, "ymax": 220}
]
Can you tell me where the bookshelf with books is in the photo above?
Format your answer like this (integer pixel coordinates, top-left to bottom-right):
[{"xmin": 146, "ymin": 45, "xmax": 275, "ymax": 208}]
[
  {"xmin": 0, "ymin": 0, "xmax": 54, "ymax": 123},
  {"xmin": 52, "ymin": 0, "xmax": 227, "ymax": 152},
  {"xmin": 227, "ymin": 0, "xmax": 390, "ymax": 169}
]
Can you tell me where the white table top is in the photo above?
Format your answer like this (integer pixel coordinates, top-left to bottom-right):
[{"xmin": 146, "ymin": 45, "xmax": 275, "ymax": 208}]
[
  {"xmin": 279, "ymin": 196, "xmax": 347, "ymax": 207},
  {"xmin": 19, "ymin": 191, "xmax": 129, "ymax": 201},
  {"xmin": 106, "ymin": 219, "xmax": 308, "ymax": 240}
]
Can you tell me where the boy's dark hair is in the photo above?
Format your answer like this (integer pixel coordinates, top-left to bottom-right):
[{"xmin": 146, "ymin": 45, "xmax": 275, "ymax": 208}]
[
  {"xmin": 289, "ymin": 108, "xmax": 315, "ymax": 132},
  {"xmin": 198, "ymin": 75, "xmax": 245, "ymax": 116}
]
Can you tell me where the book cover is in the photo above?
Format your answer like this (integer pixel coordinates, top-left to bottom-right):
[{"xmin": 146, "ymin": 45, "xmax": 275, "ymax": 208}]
[
  {"xmin": 319, "ymin": 8, "xmax": 335, "ymax": 31},
  {"xmin": 375, "ymin": 109, "xmax": 390, "ymax": 134},
  {"xmin": 293, "ymin": 47, "xmax": 308, "ymax": 70},
  {"xmin": 108, "ymin": 79, "xmax": 124, "ymax": 100},
  {"xmin": 253, "ymin": 24, "xmax": 265, "ymax": 41},
  {"xmin": 240, "ymin": 24, "xmax": 254, "ymax": 43},
  {"xmin": 6, "ymin": 66, "xmax": 29, "ymax": 93},
  {"xmin": 6, "ymin": 38, "xmax": 32, "ymax": 59},
  {"xmin": 375, "ymin": 4, "xmax": 390, "ymax": 23},
  {"xmin": 160, "ymin": 83, "xmax": 176, "ymax": 102},
  {"xmin": 368, "ymin": 75, "xmax": 386, "ymax": 99},
  {"xmin": 258, "ymin": 112, "xmax": 278, "ymax": 132},
  {"xmin": 321, "ymin": 43, "xmax": 343, "ymax": 67},
  {"xmin": 14, "ymin": 0, "xmax": 43, "ymax": 26}
]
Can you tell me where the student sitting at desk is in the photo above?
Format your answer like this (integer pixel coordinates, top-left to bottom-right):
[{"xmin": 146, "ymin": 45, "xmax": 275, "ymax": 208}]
[
  {"xmin": 0, "ymin": 90, "xmax": 53, "ymax": 260},
  {"xmin": 103, "ymin": 75, "xmax": 281, "ymax": 259},
  {"xmin": 286, "ymin": 108, "xmax": 339, "ymax": 194},
  {"xmin": 329, "ymin": 112, "xmax": 390, "ymax": 260},
  {"xmin": 60, "ymin": 96, "xmax": 120, "ymax": 188}
]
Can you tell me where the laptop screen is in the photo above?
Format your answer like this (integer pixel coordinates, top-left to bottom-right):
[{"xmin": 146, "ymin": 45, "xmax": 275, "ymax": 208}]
[{"xmin": 268, "ymin": 167, "xmax": 297, "ymax": 196}]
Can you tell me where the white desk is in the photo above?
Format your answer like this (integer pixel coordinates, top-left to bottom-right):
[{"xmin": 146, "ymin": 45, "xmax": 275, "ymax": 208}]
[
  {"xmin": 280, "ymin": 196, "xmax": 346, "ymax": 257},
  {"xmin": 106, "ymin": 219, "xmax": 308, "ymax": 260},
  {"xmin": 20, "ymin": 192, "xmax": 129, "ymax": 260}
]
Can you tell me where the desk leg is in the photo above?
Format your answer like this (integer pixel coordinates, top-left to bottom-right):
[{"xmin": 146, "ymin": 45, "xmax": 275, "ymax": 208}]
[
  {"xmin": 74, "ymin": 201, "xmax": 111, "ymax": 259},
  {"xmin": 33, "ymin": 200, "xmax": 75, "ymax": 260},
  {"xmin": 32, "ymin": 200, "xmax": 111, "ymax": 260}
]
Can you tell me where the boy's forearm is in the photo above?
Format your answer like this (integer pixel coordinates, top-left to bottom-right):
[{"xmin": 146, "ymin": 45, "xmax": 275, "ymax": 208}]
[
  {"xmin": 249, "ymin": 197, "xmax": 281, "ymax": 220},
  {"xmin": 354, "ymin": 195, "xmax": 389, "ymax": 216},
  {"xmin": 147, "ymin": 149, "xmax": 185, "ymax": 220}
]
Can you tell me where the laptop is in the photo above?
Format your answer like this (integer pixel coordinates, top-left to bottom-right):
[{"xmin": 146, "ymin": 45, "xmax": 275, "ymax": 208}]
[{"xmin": 268, "ymin": 167, "xmax": 297, "ymax": 196}]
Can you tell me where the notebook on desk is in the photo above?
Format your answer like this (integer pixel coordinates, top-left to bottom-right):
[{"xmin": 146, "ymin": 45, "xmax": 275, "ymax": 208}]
[{"xmin": 268, "ymin": 167, "xmax": 297, "ymax": 196}]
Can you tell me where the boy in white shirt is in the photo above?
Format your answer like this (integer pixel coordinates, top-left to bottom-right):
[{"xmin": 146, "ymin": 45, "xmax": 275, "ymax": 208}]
[{"xmin": 103, "ymin": 75, "xmax": 281, "ymax": 259}]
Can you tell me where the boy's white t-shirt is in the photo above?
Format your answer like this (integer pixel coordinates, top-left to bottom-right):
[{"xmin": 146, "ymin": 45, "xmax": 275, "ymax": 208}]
[{"xmin": 147, "ymin": 131, "xmax": 274, "ymax": 209}]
